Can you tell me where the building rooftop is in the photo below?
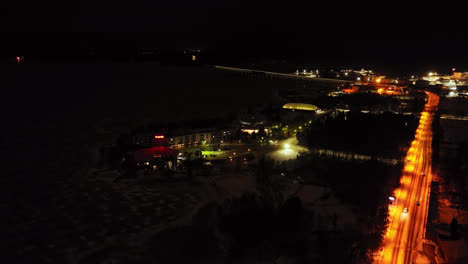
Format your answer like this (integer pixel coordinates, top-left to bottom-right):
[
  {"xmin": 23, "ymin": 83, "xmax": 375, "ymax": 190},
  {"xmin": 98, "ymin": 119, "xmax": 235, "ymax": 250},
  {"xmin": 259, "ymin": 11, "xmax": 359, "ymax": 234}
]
[{"xmin": 282, "ymin": 103, "xmax": 319, "ymax": 111}]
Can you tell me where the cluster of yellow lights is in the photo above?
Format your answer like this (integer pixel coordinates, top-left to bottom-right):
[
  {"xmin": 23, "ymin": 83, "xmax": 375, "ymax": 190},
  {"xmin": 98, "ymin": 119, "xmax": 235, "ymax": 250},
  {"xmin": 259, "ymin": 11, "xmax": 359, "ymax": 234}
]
[
  {"xmin": 282, "ymin": 103, "xmax": 318, "ymax": 111},
  {"xmin": 399, "ymin": 189, "xmax": 408, "ymax": 200},
  {"xmin": 376, "ymin": 92, "xmax": 440, "ymax": 264},
  {"xmin": 400, "ymin": 175, "xmax": 412, "ymax": 185},
  {"xmin": 406, "ymin": 154, "xmax": 415, "ymax": 162},
  {"xmin": 241, "ymin": 129, "xmax": 259, "ymax": 135}
]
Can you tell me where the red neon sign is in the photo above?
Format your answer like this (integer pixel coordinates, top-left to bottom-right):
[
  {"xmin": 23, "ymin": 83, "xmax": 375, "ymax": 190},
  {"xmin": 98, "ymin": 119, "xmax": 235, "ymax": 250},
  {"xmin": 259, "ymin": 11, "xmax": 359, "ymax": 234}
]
[{"xmin": 154, "ymin": 135, "xmax": 164, "ymax": 139}]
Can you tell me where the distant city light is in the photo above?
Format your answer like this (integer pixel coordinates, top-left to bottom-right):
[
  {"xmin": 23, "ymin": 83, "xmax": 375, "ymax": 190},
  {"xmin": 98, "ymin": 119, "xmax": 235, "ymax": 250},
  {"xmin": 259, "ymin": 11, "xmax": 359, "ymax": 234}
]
[
  {"xmin": 357, "ymin": 77, "xmax": 361, "ymax": 81},
  {"xmin": 241, "ymin": 129, "xmax": 259, "ymax": 134},
  {"xmin": 154, "ymin": 135, "xmax": 165, "ymax": 139}
]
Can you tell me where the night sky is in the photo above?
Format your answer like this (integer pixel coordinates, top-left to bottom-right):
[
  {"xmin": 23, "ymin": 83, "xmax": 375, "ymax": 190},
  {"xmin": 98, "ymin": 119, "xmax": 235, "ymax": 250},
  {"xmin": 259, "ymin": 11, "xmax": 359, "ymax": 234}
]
[{"xmin": 3, "ymin": 3, "xmax": 468, "ymax": 68}]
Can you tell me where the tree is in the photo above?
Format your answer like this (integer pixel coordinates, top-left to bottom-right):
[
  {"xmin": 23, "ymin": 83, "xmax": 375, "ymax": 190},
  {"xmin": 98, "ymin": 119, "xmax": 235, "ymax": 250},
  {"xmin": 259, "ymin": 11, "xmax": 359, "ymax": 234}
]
[
  {"xmin": 257, "ymin": 126, "xmax": 267, "ymax": 144},
  {"xmin": 450, "ymin": 217, "xmax": 459, "ymax": 239},
  {"xmin": 185, "ymin": 152, "xmax": 193, "ymax": 179},
  {"xmin": 256, "ymin": 158, "xmax": 284, "ymax": 207},
  {"xmin": 122, "ymin": 154, "xmax": 137, "ymax": 178},
  {"xmin": 217, "ymin": 192, "xmax": 276, "ymax": 259},
  {"xmin": 234, "ymin": 157, "xmax": 242, "ymax": 172}
]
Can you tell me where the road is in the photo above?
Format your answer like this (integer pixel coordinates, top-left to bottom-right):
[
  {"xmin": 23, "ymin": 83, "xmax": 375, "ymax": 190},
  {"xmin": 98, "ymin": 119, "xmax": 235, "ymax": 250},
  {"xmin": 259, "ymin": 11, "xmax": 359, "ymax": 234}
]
[
  {"xmin": 378, "ymin": 92, "xmax": 439, "ymax": 264},
  {"xmin": 266, "ymin": 136, "xmax": 308, "ymax": 161},
  {"xmin": 218, "ymin": 136, "xmax": 308, "ymax": 163}
]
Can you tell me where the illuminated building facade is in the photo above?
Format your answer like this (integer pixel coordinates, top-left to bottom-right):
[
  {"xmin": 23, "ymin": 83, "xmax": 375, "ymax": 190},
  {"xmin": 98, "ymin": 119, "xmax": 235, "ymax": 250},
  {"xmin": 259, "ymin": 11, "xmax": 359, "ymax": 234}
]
[
  {"xmin": 282, "ymin": 103, "xmax": 319, "ymax": 111},
  {"xmin": 133, "ymin": 134, "xmax": 167, "ymax": 146},
  {"xmin": 169, "ymin": 130, "xmax": 220, "ymax": 148},
  {"xmin": 132, "ymin": 127, "xmax": 223, "ymax": 148}
]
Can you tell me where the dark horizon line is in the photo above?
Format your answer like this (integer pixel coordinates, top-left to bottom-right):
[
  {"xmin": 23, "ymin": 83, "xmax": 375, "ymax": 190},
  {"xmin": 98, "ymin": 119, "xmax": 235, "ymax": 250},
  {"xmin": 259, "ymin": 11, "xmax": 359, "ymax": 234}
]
[{"xmin": 3, "ymin": 55, "xmax": 464, "ymax": 76}]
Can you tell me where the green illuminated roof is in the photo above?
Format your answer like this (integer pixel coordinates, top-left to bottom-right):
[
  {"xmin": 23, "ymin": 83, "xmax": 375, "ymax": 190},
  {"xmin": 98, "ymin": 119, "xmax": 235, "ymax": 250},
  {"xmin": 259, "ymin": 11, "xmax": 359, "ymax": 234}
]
[{"xmin": 282, "ymin": 103, "xmax": 318, "ymax": 111}]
